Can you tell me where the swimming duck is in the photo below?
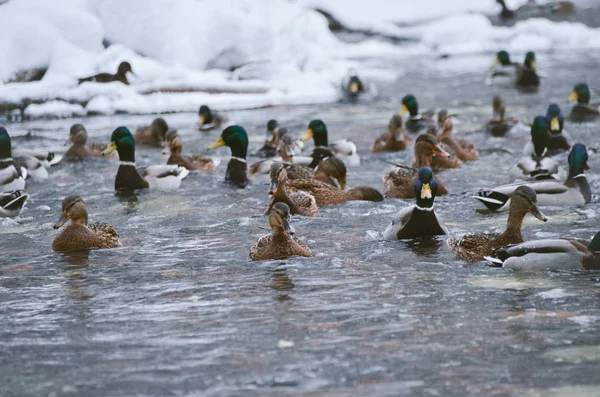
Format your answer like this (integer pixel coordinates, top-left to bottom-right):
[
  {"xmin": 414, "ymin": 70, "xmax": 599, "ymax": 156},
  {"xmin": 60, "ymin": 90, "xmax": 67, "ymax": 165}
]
[
  {"xmin": 448, "ymin": 186, "xmax": 547, "ymax": 262},
  {"xmin": 523, "ymin": 104, "xmax": 572, "ymax": 155},
  {"xmin": 164, "ymin": 132, "xmax": 216, "ymax": 172},
  {"xmin": 438, "ymin": 116, "xmax": 478, "ymax": 162},
  {"xmin": 485, "ymin": 96, "xmax": 518, "ymax": 137},
  {"xmin": 266, "ymin": 162, "xmax": 319, "ymax": 217},
  {"xmin": 134, "ymin": 118, "xmax": 169, "ymax": 147},
  {"xmin": 515, "ymin": 51, "xmax": 540, "ymax": 89},
  {"xmin": 282, "ymin": 156, "xmax": 347, "ymax": 190},
  {"xmin": 0, "ymin": 127, "xmax": 28, "ymax": 217},
  {"xmin": 52, "ymin": 195, "xmax": 121, "ymax": 252},
  {"xmin": 474, "ymin": 143, "xmax": 591, "ymax": 211},
  {"xmin": 372, "ymin": 114, "xmax": 411, "ymax": 152},
  {"xmin": 256, "ymin": 119, "xmax": 279, "ymax": 158},
  {"xmin": 0, "ymin": 191, "xmax": 29, "ymax": 218},
  {"xmin": 383, "ymin": 167, "xmax": 449, "ymax": 240},
  {"xmin": 249, "ymin": 202, "xmax": 312, "ymax": 261},
  {"xmin": 208, "ymin": 125, "xmax": 249, "ymax": 187},
  {"xmin": 102, "ymin": 127, "xmax": 189, "ymax": 192},
  {"xmin": 286, "ymin": 176, "xmax": 383, "ymax": 207},
  {"xmin": 568, "ymin": 83, "xmax": 600, "ymax": 122},
  {"xmin": 488, "ymin": 51, "xmax": 516, "ymax": 86},
  {"xmin": 485, "ymin": 231, "xmax": 600, "ymax": 270},
  {"xmin": 65, "ymin": 124, "xmax": 110, "ymax": 160},
  {"xmin": 198, "ymin": 105, "xmax": 227, "ymax": 131},
  {"xmin": 496, "ymin": 0, "xmax": 575, "ymax": 20},
  {"xmin": 301, "ymin": 119, "xmax": 360, "ymax": 167},
  {"xmin": 399, "ymin": 94, "xmax": 435, "ymax": 134},
  {"xmin": 343, "ymin": 72, "xmax": 365, "ymax": 100},
  {"xmin": 509, "ymin": 116, "xmax": 565, "ymax": 181},
  {"xmin": 384, "ymin": 134, "xmax": 449, "ymax": 199},
  {"xmin": 497, "ymin": 0, "xmax": 516, "ymax": 19},
  {"xmin": 78, "ymin": 62, "xmax": 134, "ymax": 85}
]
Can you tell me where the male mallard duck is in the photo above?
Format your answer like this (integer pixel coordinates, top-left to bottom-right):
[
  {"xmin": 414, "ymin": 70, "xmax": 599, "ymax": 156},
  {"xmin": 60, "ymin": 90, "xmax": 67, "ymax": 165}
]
[
  {"xmin": 384, "ymin": 134, "xmax": 449, "ymax": 199},
  {"xmin": 509, "ymin": 116, "xmax": 565, "ymax": 181},
  {"xmin": 383, "ymin": 167, "xmax": 448, "ymax": 240},
  {"xmin": 256, "ymin": 119, "xmax": 279, "ymax": 158},
  {"xmin": 568, "ymin": 83, "xmax": 600, "ymax": 122},
  {"xmin": 134, "ymin": 118, "xmax": 169, "ymax": 147},
  {"xmin": 343, "ymin": 72, "xmax": 365, "ymax": 100},
  {"xmin": 485, "ymin": 231, "xmax": 600, "ymax": 270},
  {"xmin": 198, "ymin": 105, "xmax": 227, "ymax": 131},
  {"xmin": 399, "ymin": 94, "xmax": 435, "ymax": 134},
  {"xmin": 439, "ymin": 116, "xmax": 478, "ymax": 162},
  {"xmin": 249, "ymin": 202, "xmax": 312, "ymax": 261},
  {"xmin": 78, "ymin": 62, "xmax": 134, "ymax": 85},
  {"xmin": 52, "ymin": 195, "xmax": 121, "ymax": 252},
  {"xmin": 488, "ymin": 51, "xmax": 515, "ymax": 86},
  {"xmin": 65, "ymin": 124, "xmax": 110, "ymax": 160},
  {"xmin": 302, "ymin": 119, "xmax": 360, "ymax": 167},
  {"xmin": 448, "ymin": 186, "xmax": 547, "ymax": 262},
  {"xmin": 286, "ymin": 176, "xmax": 382, "ymax": 207},
  {"xmin": 208, "ymin": 125, "xmax": 249, "ymax": 187},
  {"xmin": 542, "ymin": 103, "xmax": 573, "ymax": 153},
  {"xmin": 164, "ymin": 132, "xmax": 216, "ymax": 172},
  {"xmin": 0, "ymin": 127, "xmax": 28, "ymax": 217},
  {"xmin": 102, "ymin": 127, "xmax": 189, "ymax": 192},
  {"xmin": 266, "ymin": 162, "xmax": 319, "ymax": 217},
  {"xmin": 485, "ymin": 96, "xmax": 518, "ymax": 137},
  {"xmin": 515, "ymin": 51, "xmax": 540, "ymax": 89},
  {"xmin": 474, "ymin": 143, "xmax": 591, "ymax": 211},
  {"xmin": 372, "ymin": 114, "xmax": 411, "ymax": 152}
]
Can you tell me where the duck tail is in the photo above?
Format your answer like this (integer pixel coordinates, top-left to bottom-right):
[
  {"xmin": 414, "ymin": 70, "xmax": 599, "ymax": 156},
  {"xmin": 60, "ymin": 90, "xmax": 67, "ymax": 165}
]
[
  {"xmin": 346, "ymin": 186, "xmax": 384, "ymax": 202},
  {"xmin": 0, "ymin": 190, "xmax": 29, "ymax": 215},
  {"xmin": 472, "ymin": 190, "xmax": 509, "ymax": 211},
  {"xmin": 178, "ymin": 166, "xmax": 190, "ymax": 180}
]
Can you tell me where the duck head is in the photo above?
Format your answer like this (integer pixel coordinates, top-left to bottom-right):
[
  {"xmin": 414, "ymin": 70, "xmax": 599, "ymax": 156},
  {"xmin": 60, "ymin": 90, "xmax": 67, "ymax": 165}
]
[
  {"xmin": 316, "ymin": 156, "xmax": 347, "ymax": 189},
  {"xmin": 267, "ymin": 119, "xmax": 279, "ymax": 141},
  {"xmin": 567, "ymin": 143, "xmax": 590, "ymax": 179},
  {"xmin": 388, "ymin": 114, "xmax": 403, "ymax": 135},
  {"xmin": 568, "ymin": 83, "xmax": 591, "ymax": 105},
  {"xmin": 524, "ymin": 52, "xmax": 536, "ymax": 70},
  {"xmin": 545, "ymin": 104, "xmax": 564, "ymax": 134},
  {"xmin": 208, "ymin": 125, "xmax": 248, "ymax": 159},
  {"xmin": 102, "ymin": 126, "xmax": 136, "ymax": 162},
  {"xmin": 268, "ymin": 162, "xmax": 287, "ymax": 195},
  {"xmin": 414, "ymin": 133, "xmax": 449, "ymax": 167},
  {"xmin": 150, "ymin": 118, "xmax": 169, "ymax": 142},
  {"xmin": 302, "ymin": 119, "xmax": 328, "ymax": 147},
  {"xmin": 269, "ymin": 202, "xmax": 294, "ymax": 235},
  {"xmin": 347, "ymin": 74, "xmax": 363, "ymax": 95},
  {"xmin": 400, "ymin": 94, "xmax": 419, "ymax": 117},
  {"xmin": 54, "ymin": 195, "xmax": 89, "ymax": 229},
  {"xmin": 494, "ymin": 50, "xmax": 512, "ymax": 67},
  {"xmin": 510, "ymin": 186, "xmax": 547, "ymax": 223},
  {"xmin": 277, "ymin": 133, "xmax": 295, "ymax": 161},
  {"xmin": 0, "ymin": 127, "xmax": 12, "ymax": 160},
  {"xmin": 530, "ymin": 116, "xmax": 549, "ymax": 158},
  {"xmin": 414, "ymin": 167, "xmax": 438, "ymax": 208},
  {"xmin": 198, "ymin": 105, "xmax": 213, "ymax": 126},
  {"xmin": 117, "ymin": 62, "xmax": 134, "ymax": 76},
  {"xmin": 69, "ymin": 124, "xmax": 88, "ymax": 145}
]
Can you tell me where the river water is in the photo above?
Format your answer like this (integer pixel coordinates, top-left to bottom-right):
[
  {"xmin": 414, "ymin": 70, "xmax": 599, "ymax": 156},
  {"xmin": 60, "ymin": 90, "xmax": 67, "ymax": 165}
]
[{"xmin": 1, "ymin": 50, "xmax": 600, "ymax": 397}]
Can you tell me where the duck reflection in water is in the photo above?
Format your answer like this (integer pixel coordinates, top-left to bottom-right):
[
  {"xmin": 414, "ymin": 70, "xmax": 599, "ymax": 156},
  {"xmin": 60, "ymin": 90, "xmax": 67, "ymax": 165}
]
[{"xmin": 269, "ymin": 266, "xmax": 295, "ymax": 302}]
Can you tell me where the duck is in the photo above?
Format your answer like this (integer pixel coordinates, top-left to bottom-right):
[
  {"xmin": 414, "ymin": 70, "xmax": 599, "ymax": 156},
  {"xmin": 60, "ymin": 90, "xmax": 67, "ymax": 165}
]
[
  {"xmin": 496, "ymin": 0, "xmax": 516, "ymax": 19},
  {"xmin": 474, "ymin": 143, "xmax": 591, "ymax": 211},
  {"xmin": 541, "ymin": 103, "xmax": 573, "ymax": 154},
  {"xmin": 399, "ymin": 94, "xmax": 435, "ymax": 134},
  {"xmin": 266, "ymin": 162, "xmax": 319, "ymax": 217},
  {"xmin": 65, "ymin": 124, "xmax": 111, "ymax": 160},
  {"xmin": 286, "ymin": 176, "xmax": 383, "ymax": 207},
  {"xmin": 250, "ymin": 134, "xmax": 312, "ymax": 176},
  {"xmin": 275, "ymin": 155, "xmax": 347, "ymax": 189},
  {"xmin": 301, "ymin": 119, "xmax": 360, "ymax": 167},
  {"xmin": 488, "ymin": 51, "xmax": 516, "ymax": 86},
  {"xmin": 509, "ymin": 116, "xmax": 565, "ymax": 181},
  {"xmin": 343, "ymin": 72, "xmax": 365, "ymax": 100},
  {"xmin": 78, "ymin": 61, "xmax": 134, "ymax": 85},
  {"xmin": 0, "ymin": 190, "xmax": 29, "ymax": 218},
  {"xmin": 164, "ymin": 132, "xmax": 217, "ymax": 172},
  {"xmin": 198, "ymin": 105, "xmax": 227, "ymax": 131},
  {"xmin": 101, "ymin": 127, "xmax": 189, "ymax": 192},
  {"xmin": 568, "ymin": 83, "xmax": 600, "ymax": 122},
  {"xmin": 134, "ymin": 118, "xmax": 169, "ymax": 147},
  {"xmin": 249, "ymin": 202, "xmax": 312, "ymax": 261},
  {"xmin": 255, "ymin": 119, "xmax": 279, "ymax": 158},
  {"xmin": 12, "ymin": 155, "xmax": 48, "ymax": 180},
  {"xmin": 485, "ymin": 96, "xmax": 518, "ymax": 137},
  {"xmin": 384, "ymin": 134, "xmax": 450, "ymax": 199},
  {"xmin": 448, "ymin": 186, "xmax": 548, "ymax": 263},
  {"xmin": 484, "ymin": 231, "xmax": 600, "ymax": 270},
  {"xmin": 515, "ymin": 51, "xmax": 540, "ymax": 89},
  {"xmin": 496, "ymin": 0, "xmax": 575, "ymax": 20},
  {"xmin": 0, "ymin": 127, "xmax": 28, "ymax": 217},
  {"xmin": 11, "ymin": 147, "xmax": 61, "ymax": 169},
  {"xmin": 383, "ymin": 167, "xmax": 448, "ymax": 240},
  {"xmin": 208, "ymin": 125, "xmax": 249, "ymax": 187},
  {"xmin": 372, "ymin": 114, "xmax": 411, "ymax": 152},
  {"xmin": 438, "ymin": 116, "xmax": 478, "ymax": 162},
  {"xmin": 52, "ymin": 195, "xmax": 121, "ymax": 252}
]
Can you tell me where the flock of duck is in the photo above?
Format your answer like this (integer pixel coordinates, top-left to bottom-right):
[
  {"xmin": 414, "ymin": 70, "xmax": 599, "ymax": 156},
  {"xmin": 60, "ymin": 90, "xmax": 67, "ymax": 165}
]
[{"xmin": 1, "ymin": 50, "xmax": 599, "ymax": 270}]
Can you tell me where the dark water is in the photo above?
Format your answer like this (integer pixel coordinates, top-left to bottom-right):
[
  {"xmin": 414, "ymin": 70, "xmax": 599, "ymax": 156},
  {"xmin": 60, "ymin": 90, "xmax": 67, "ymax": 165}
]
[{"xmin": 2, "ymin": 52, "xmax": 600, "ymax": 397}]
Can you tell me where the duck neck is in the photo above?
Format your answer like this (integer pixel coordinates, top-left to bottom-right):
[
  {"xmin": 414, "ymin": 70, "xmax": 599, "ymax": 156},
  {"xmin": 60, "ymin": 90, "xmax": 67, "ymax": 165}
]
[
  {"xmin": 117, "ymin": 143, "xmax": 135, "ymax": 163},
  {"xmin": 499, "ymin": 209, "xmax": 526, "ymax": 244},
  {"xmin": 271, "ymin": 226, "xmax": 290, "ymax": 241},
  {"xmin": 71, "ymin": 215, "xmax": 88, "ymax": 227}
]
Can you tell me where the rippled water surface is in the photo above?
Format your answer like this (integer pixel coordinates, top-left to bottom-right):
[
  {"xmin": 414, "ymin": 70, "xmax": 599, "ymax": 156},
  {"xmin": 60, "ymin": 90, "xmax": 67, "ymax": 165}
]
[{"xmin": 2, "ymin": 52, "xmax": 600, "ymax": 397}]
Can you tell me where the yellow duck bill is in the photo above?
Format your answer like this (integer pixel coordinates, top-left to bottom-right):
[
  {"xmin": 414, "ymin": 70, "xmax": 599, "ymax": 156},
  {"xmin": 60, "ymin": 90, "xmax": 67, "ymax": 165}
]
[
  {"xmin": 208, "ymin": 137, "xmax": 226, "ymax": 150},
  {"xmin": 399, "ymin": 104, "xmax": 408, "ymax": 116},
  {"xmin": 101, "ymin": 142, "xmax": 117, "ymax": 156},
  {"xmin": 301, "ymin": 129, "xmax": 313, "ymax": 141},
  {"xmin": 568, "ymin": 91, "xmax": 578, "ymax": 103}
]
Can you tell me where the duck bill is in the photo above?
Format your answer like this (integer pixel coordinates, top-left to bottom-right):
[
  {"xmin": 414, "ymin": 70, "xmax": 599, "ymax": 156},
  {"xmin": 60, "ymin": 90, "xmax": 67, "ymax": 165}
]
[
  {"xmin": 349, "ymin": 81, "xmax": 359, "ymax": 93},
  {"xmin": 282, "ymin": 219, "xmax": 295, "ymax": 235},
  {"xmin": 568, "ymin": 91, "xmax": 578, "ymax": 103},
  {"xmin": 197, "ymin": 115, "xmax": 206, "ymax": 126},
  {"xmin": 101, "ymin": 141, "xmax": 117, "ymax": 156},
  {"xmin": 530, "ymin": 205, "xmax": 548, "ymax": 222},
  {"xmin": 338, "ymin": 176, "xmax": 347, "ymax": 190},
  {"xmin": 53, "ymin": 213, "xmax": 69, "ymax": 229},
  {"xmin": 550, "ymin": 117, "xmax": 560, "ymax": 132},
  {"xmin": 301, "ymin": 129, "xmax": 313, "ymax": 141},
  {"xmin": 420, "ymin": 183, "xmax": 432, "ymax": 199},
  {"xmin": 529, "ymin": 61, "xmax": 537, "ymax": 70},
  {"xmin": 491, "ymin": 58, "xmax": 500, "ymax": 68},
  {"xmin": 208, "ymin": 137, "xmax": 225, "ymax": 150},
  {"xmin": 433, "ymin": 145, "xmax": 450, "ymax": 158},
  {"xmin": 268, "ymin": 180, "xmax": 278, "ymax": 195},
  {"xmin": 399, "ymin": 104, "xmax": 408, "ymax": 116}
]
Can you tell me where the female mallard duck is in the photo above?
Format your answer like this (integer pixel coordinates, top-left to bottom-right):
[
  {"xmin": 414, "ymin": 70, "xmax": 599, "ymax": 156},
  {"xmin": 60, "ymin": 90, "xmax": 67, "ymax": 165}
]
[
  {"xmin": 52, "ymin": 195, "xmax": 121, "ymax": 252},
  {"xmin": 448, "ymin": 186, "xmax": 547, "ymax": 263},
  {"xmin": 485, "ymin": 231, "xmax": 600, "ymax": 270},
  {"xmin": 198, "ymin": 105, "xmax": 227, "ymax": 131},
  {"xmin": 474, "ymin": 143, "xmax": 591, "ymax": 211},
  {"xmin": 383, "ymin": 167, "xmax": 448, "ymax": 240},
  {"xmin": 286, "ymin": 175, "xmax": 382, "ymax": 207},
  {"xmin": 164, "ymin": 132, "xmax": 216, "ymax": 172},
  {"xmin": 384, "ymin": 134, "xmax": 449, "ymax": 199},
  {"xmin": 281, "ymin": 156, "xmax": 347, "ymax": 189},
  {"xmin": 509, "ymin": 116, "xmax": 565, "ymax": 181},
  {"xmin": 0, "ymin": 127, "xmax": 28, "ymax": 217},
  {"xmin": 266, "ymin": 162, "xmax": 319, "ymax": 217},
  {"xmin": 399, "ymin": 94, "xmax": 435, "ymax": 134},
  {"xmin": 256, "ymin": 119, "xmax": 279, "ymax": 158},
  {"xmin": 372, "ymin": 114, "xmax": 411, "ymax": 152},
  {"xmin": 208, "ymin": 125, "xmax": 249, "ymax": 187},
  {"xmin": 568, "ymin": 83, "xmax": 600, "ymax": 122},
  {"xmin": 78, "ymin": 61, "xmax": 134, "ymax": 85},
  {"xmin": 134, "ymin": 118, "xmax": 169, "ymax": 147},
  {"xmin": 251, "ymin": 134, "xmax": 299, "ymax": 175},
  {"xmin": 485, "ymin": 96, "xmax": 518, "ymax": 136},
  {"xmin": 439, "ymin": 116, "xmax": 478, "ymax": 162},
  {"xmin": 102, "ymin": 127, "xmax": 189, "ymax": 192},
  {"xmin": 249, "ymin": 202, "xmax": 312, "ymax": 261},
  {"xmin": 301, "ymin": 119, "xmax": 360, "ymax": 167},
  {"xmin": 65, "ymin": 124, "xmax": 111, "ymax": 160},
  {"xmin": 515, "ymin": 51, "xmax": 540, "ymax": 89}
]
